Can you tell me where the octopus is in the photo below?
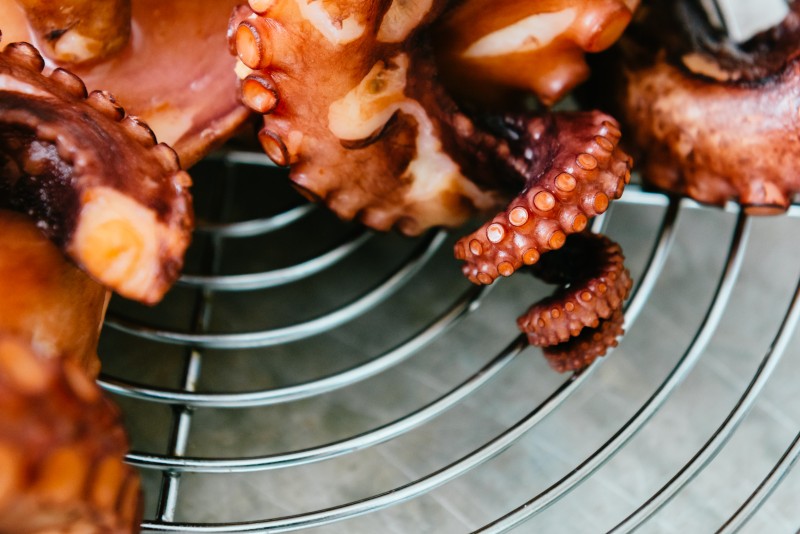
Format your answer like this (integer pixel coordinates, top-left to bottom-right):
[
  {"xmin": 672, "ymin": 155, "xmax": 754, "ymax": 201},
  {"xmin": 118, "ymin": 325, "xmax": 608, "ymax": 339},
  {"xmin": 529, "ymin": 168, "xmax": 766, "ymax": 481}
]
[
  {"xmin": 0, "ymin": 0, "xmax": 250, "ymax": 167},
  {"xmin": 0, "ymin": 3, "xmax": 263, "ymax": 531},
  {"xmin": 230, "ymin": 0, "xmax": 636, "ymax": 370},
  {"xmin": 0, "ymin": 210, "xmax": 109, "ymax": 376},
  {"xmin": 614, "ymin": 0, "xmax": 800, "ymax": 213},
  {"xmin": 0, "ymin": 210, "xmax": 142, "ymax": 534},
  {"xmin": 0, "ymin": 38, "xmax": 193, "ymax": 304},
  {"xmin": 0, "ymin": 0, "xmax": 260, "ymax": 304},
  {"xmin": 0, "ymin": 335, "xmax": 142, "ymax": 534}
]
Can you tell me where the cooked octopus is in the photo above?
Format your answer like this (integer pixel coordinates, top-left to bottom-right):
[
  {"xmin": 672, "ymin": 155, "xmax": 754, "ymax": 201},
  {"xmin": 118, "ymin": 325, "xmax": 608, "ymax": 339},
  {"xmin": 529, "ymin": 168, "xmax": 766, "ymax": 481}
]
[
  {"xmin": 0, "ymin": 38, "xmax": 192, "ymax": 304},
  {"xmin": 615, "ymin": 0, "xmax": 800, "ymax": 213},
  {"xmin": 230, "ymin": 0, "xmax": 636, "ymax": 369}
]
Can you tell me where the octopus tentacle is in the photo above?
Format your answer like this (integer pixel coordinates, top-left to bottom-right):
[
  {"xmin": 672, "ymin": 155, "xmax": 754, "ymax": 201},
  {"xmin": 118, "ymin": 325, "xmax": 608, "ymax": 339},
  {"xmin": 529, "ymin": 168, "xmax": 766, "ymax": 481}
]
[
  {"xmin": 14, "ymin": 0, "xmax": 131, "ymax": 64},
  {"xmin": 454, "ymin": 113, "xmax": 632, "ymax": 285},
  {"xmin": 230, "ymin": 1, "xmax": 634, "ymax": 237},
  {"xmin": 0, "ymin": 210, "xmax": 109, "ymax": 377},
  {"xmin": 231, "ymin": 1, "xmax": 636, "ymax": 372},
  {"xmin": 2, "ymin": 0, "xmax": 250, "ymax": 167},
  {"xmin": 435, "ymin": 0, "xmax": 640, "ymax": 106},
  {"xmin": 0, "ymin": 335, "xmax": 141, "ymax": 533},
  {"xmin": 518, "ymin": 233, "xmax": 632, "ymax": 372},
  {"xmin": 542, "ymin": 309, "xmax": 625, "ymax": 372},
  {"xmin": 230, "ymin": 0, "xmax": 500, "ymax": 235},
  {"xmin": 614, "ymin": 0, "xmax": 800, "ymax": 213},
  {"xmin": 0, "ymin": 40, "xmax": 193, "ymax": 304}
]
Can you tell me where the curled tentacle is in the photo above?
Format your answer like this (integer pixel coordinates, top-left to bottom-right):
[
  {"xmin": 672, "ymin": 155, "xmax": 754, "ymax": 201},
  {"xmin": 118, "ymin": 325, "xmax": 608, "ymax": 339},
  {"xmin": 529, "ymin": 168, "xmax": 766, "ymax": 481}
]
[
  {"xmin": 230, "ymin": 1, "xmax": 635, "ymax": 372},
  {"xmin": 0, "ymin": 41, "xmax": 193, "ymax": 304},
  {"xmin": 454, "ymin": 113, "xmax": 632, "ymax": 285},
  {"xmin": 543, "ymin": 309, "xmax": 625, "ymax": 372},
  {"xmin": 518, "ymin": 232, "xmax": 632, "ymax": 372}
]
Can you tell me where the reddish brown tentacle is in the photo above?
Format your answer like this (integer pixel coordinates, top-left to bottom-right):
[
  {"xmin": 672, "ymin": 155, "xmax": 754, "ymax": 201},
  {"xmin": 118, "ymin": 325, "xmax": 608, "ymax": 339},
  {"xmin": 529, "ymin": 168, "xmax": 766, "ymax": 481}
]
[
  {"xmin": 0, "ymin": 41, "xmax": 193, "ymax": 304},
  {"xmin": 615, "ymin": 0, "xmax": 800, "ymax": 213},
  {"xmin": 0, "ymin": 335, "xmax": 141, "ymax": 533},
  {"xmin": 229, "ymin": 0, "xmax": 507, "ymax": 235},
  {"xmin": 518, "ymin": 233, "xmax": 632, "ymax": 372},
  {"xmin": 455, "ymin": 113, "xmax": 632, "ymax": 286},
  {"xmin": 0, "ymin": 210, "xmax": 108, "ymax": 377},
  {"xmin": 543, "ymin": 309, "xmax": 625, "ymax": 372},
  {"xmin": 229, "ymin": 2, "xmax": 633, "ymax": 238}
]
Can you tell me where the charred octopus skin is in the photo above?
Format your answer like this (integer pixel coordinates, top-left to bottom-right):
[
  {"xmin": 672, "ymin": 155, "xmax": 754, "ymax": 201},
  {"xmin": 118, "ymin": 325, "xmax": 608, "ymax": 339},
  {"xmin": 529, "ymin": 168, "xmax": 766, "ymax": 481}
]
[
  {"xmin": 617, "ymin": 0, "xmax": 800, "ymax": 214},
  {"xmin": 0, "ymin": 335, "xmax": 142, "ymax": 534},
  {"xmin": 230, "ymin": 0, "xmax": 635, "ymax": 371},
  {"xmin": 0, "ymin": 39, "xmax": 193, "ymax": 304}
]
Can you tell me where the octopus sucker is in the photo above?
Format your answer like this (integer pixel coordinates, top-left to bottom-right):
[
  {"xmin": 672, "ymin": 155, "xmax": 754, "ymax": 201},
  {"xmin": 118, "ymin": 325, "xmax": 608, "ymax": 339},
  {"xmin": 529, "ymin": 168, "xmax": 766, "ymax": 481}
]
[
  {"xmin": 542, "ymin": 308, "xmax": 625, "ymax": 372},
  {"xmin": 231, "ymin": 0, "xmax": 636, "ymax": 371},
  {"xmin": 0, "ymin": 40, "xmax": 193, "ymax": 304},
  {"xmin": 519, "ymin": 233, "xmax": 631, "ymax": 371},
  {"xmin": 0, "ymin": 335, "xmax": 141, "ymax": 534},
  {"xmin": 2, "ymin": 0, "xmax": 250, "ymax": 167},
  {"xmin": 613, "ymin": 0, "xmax": 800, "ymax": 213},
  {"xmin": 456, "ymin": 112, "xmax": 632, "ymax": 286}
]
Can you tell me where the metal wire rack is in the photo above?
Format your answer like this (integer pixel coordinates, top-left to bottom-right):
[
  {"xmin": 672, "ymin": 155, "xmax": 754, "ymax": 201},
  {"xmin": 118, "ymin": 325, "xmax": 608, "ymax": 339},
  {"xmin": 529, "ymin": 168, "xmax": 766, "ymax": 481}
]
[{"xmin": 96, "ymin": 148, "xmax": 800, "ymax": 533}]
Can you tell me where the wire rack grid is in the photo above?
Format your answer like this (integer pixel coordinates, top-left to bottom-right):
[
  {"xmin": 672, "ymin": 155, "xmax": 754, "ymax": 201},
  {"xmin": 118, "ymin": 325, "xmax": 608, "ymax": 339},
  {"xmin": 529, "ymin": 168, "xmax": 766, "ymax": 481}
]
[{"xmin": 96, "ymin": 148, "xmax": 800, "ymax": 533}]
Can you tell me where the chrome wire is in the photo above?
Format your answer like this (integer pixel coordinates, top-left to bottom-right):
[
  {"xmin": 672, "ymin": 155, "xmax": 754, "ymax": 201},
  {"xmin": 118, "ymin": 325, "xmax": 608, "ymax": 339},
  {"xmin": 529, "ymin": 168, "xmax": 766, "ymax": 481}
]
[
  {"xmin": 177, "ymin": 231, "xmax": 372, "ymax": 290},
  {"xmin": 611, "ymin": 246, "xmax": 800, "ymax": 532},
  {"xmin": 104, "ymin": 150, "xmax": 797, "ymax": 532},
  {"xmin": 477, "ymin": 211, "xmax": 751, "ymax": 533},
  {"xmin": 127, "ymin": 326, "xmax": 519, "ymax": 474},
  {"xmin": 135, "ymin": 176, "xmax": 679, "ymax": 533},
  {"xmin": 104, "ymin": 230, "xmax": 447, "ymax": 349},
  {"xmin": 100, "ymin": 285, "xmax": 489, "ymax": 408},
  {"xmin": 717, "ymin": 430, "xmax": 800, "ymax": 533},
  {"xmin": 195, "ymin": 204, "xmax": 316, "ymax": 238}
]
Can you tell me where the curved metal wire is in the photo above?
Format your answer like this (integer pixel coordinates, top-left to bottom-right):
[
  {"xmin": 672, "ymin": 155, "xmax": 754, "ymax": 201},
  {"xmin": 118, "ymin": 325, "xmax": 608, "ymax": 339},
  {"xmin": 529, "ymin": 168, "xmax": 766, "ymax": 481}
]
[
  {"xmin": 134, "ymin": 185, "xmax": 679, "ymax": 533},
  {"xmin": 194, "ymin": 204, "xmax": 316, "ymax": 238},
  {"xmin": 177, "ymin": 231, "xmax": 372, "ymax": 290},
  {"xmin": 610, "ymin": 261, "xmax": 800, "ymax": 532},
  {"xmin": 97, "ymin": 151, "xmax": 799, "ymax": 533},
  {"xmin": 717, "ymin": 430, "xmax": 800, "ymax": 533},
  {"xmin": 104, "ymin": 230, "xmax": 447, "ymax": 349},
  {"xmin": 100, "ymin": 285, "xmax": 488, "ymax": 407},
  {"xmin": 126, "ymin": 325, "xmax": 519, "ymax": 473},
  {"xmin": 476, "ymin": 211, "xmax": 751, "ymax": 534}
]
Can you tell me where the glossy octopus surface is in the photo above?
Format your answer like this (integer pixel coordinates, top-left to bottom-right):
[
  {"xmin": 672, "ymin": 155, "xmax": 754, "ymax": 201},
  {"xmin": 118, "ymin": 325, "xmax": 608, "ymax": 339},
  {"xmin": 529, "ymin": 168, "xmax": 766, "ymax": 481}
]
[
  {"xmin": 0, "ymin": 39, "xmax": 193, "ymax": 304},
  {"xmin": 231, "ymin": 0, "xmax": 636, "ymax": 369},
  {"xmin": 615, "ymin": 0, "xmax": 800, "ymax": 213},
  {"xmin": 1, "ymin": 0, "xmax": 250, "ymax": 167},
  {"xmin": 0, "ymin": 335, "xmax": 141, "ymax": 534}
]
